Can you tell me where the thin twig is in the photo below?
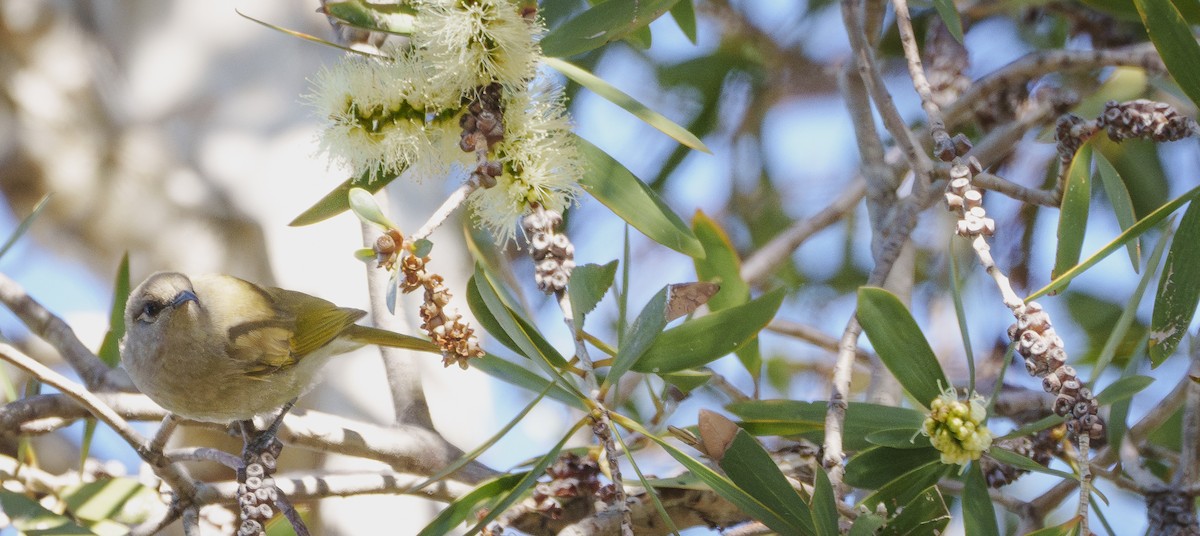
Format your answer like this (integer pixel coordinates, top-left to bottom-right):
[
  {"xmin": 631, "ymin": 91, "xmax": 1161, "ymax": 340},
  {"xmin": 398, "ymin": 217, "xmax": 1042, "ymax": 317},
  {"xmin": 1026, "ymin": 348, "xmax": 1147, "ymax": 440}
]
[
  {"xmin": 766, "ymin": 319, "xmax": 876, "ymax": 366},
  {"xmin": 165, "ymin": 447, "xmax": 243, "ymax": 470},
  {"xmin": 943, "ymin": 44, "xmax": 1163, "ymax": 128},
  {"xmin": 557, "ymin": 289, "xmax": 633, "ymax": 535},
  {"xmin": 0, "ymin": 271, "xmax": 131, "ymax": 391},
  {"xmin": 971, "ymin": 172, "xmax": 1059, "ymax": 207},
  {"xmin": 411, "ymin": 181, "xmax": 480, "ymax": 241},
  {"xmin": 741, "ymin": 179, "xmax": 867, "ymax": 286},
  {"xmin": 841, "ymin": 0, "xmax": 934, "ymax": 188},
  {"xmin": 361, "ymin": 199, "xmax": 437, "ymax": 429},
  {"xmin": 892, "ymin": 0, "xmax": 952, "ymax": 157}
]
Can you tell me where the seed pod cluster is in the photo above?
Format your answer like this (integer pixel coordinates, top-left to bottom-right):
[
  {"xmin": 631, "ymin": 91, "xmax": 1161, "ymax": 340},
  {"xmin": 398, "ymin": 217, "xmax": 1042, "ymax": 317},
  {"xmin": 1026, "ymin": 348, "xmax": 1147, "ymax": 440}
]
[
  {"xmin": 1009, "ymin": 302, "xmax": 1104, "ymax": 441},
  {"xmin": 1056, "ymin": 99, "xmax": 1197, "ymax": 167},
  {"xmin": 943, "ymin": 158, "xmax": 995, "ymax": 238},
  {"xmin": 460, "ymin": 83, "xmax": 507, "ymax": 188},
  {"xmin": 1146, "ymin": 488, "xmax": 1200, "ymax": 536},
  {"xmin": 400, "ymin": 254, "xmax": 485, "ymax": 368},
  {"xmin": 522, "ymin": 207, "xmax": 574, "ymax": 294},
  {"xmin": 1099, "ymin": 99, "xmax": 1197, "ymax": 143},
  {"xmin": 237, "ymin": 441, "xmax": 283, "ymax": 536}
]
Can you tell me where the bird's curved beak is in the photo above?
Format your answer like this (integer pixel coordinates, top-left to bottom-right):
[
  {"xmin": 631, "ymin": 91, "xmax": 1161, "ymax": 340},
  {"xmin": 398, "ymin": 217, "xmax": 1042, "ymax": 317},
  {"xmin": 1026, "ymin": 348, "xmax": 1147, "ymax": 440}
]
[{"xmin": 171, "ymin": 290, "xmax": 199, "ymax": 308}]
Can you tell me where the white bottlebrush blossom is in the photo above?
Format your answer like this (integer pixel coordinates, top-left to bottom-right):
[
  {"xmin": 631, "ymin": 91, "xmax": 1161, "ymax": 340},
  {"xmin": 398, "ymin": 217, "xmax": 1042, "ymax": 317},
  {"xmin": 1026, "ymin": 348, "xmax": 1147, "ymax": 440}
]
[
  {"xmin": 308, "ymin": 52, "xmax": 447, "ymax": 180},
  {"xmin": 469, "ymin": 83, "xmax": 583, "ymax": 243},
  {"xmin": 413, "ymin": 0, "xmax": 541, "ymax": 101}
]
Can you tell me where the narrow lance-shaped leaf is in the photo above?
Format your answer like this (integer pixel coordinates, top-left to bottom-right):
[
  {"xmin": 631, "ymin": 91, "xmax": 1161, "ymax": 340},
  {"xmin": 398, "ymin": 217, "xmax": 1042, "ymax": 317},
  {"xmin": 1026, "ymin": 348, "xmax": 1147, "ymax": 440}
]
[
  {"xmin": 290, "ymin": 169, "xmax": 400, "ymax": 226},
  {"xmin": 878, "ymin": 486, "xmax": 950, "ymax": 536},
  {"xmin": 612, "ymin": 413, "xmax": 806, "ymax": 535},
  {"xmin": 811, "ymin": 466, "xmax": 840, "ymax": 536},
  {"xmin": 416, "ymin": 473, "xmax": 525, "ymax": 536},
  {"xmin": 669, "ymin": 0, "xmax": 697, "ymax": 43},
  {"xmin": 932, "ymin": 0, "xmax": 965, "ymax": 43},
  {"xmin": 1094, "ymin": 152, "xmax": 1140, "ymax": 271},
  {"xmin": 857, "ymin": 287, "xmax": 949, "ymax": 407},
  {"xmin": 1134, "ymin": 0, "xmax": 1200, "ymax": 107},
  {"xmin": 718, "ymin": 430, "xmax": 815, "ymax": 534},
  {"xmin": 605, "ymin": 286, "xmax": 669, "ymax": 387},
  {"xmin": 1052, "ymin": 142, "xmax": 1093, "ymax": 291},
  {"xmin": 540, "ymin": 0, "xmax": 682, "ymax": 57},
  {"xmin": 692, "ymin": 211, "xmax": 760, "ymax": 381},
  {"xmin": 632, "ymin": 288, "xmax": 784, "ymax": 374},
  {"xmin": 576, "ymin": 136, "xmax": 704, "ymax": 258},
  {"xmin": 465, "ymin": 419, "xmax": 585, "ymax": 534},
  {"xmin": 1028, "ymin": 183, "xmax": 1200, "ymax": 300},
  {"xmin": 0, "ymin": 193, "xmax": 50, "ymax": 261},
  {"xmin": 1150, "ymin": 200, "xmax": 1200, "ymax": 365},
  {"xmin": 962, "ymin": 463, "xmax": 1001, "ymax": 536},
  {"xmin": 545, "ymin": 58, "xmax": 709, "ymax": 153}
]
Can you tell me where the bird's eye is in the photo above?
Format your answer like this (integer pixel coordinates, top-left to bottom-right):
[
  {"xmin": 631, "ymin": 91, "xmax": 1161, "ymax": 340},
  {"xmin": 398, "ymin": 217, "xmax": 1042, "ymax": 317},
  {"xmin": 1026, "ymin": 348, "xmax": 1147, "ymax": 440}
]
[{"xmin": 138, "ymin": 302, "xmax": 164, "ymax": 323}]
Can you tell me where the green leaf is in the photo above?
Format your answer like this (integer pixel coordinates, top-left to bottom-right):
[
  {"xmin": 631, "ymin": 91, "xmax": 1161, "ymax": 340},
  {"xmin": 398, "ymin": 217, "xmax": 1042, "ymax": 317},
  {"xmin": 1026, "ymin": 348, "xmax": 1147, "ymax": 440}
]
[
  {"xmin": 860, "ymin": 461, "xmax": 947, "ymax": 513},
  {"xmin": 949, "ymin": 243, "xmax": 976, "ymax": 392},
  {"xmin": 545, "ymin": 58, "xmax": 709, "ymax": 153},
  {"xmin": 1095, "ymin": 375, "xmax": 1155, "ymax": 404},
  {"xmin": 614, "ymin": 414, "xmax": 807, "ymax": 535},
  {"xmin": 0, "ymin": 194, "xmax": 50, "ymax": 261},
  {"xmin": 878, "ymin": 486, "xmax": 950, "ymax": 536},
  {"xmin": 471, "ymin": 354, "xmax": 585, "ymax": 410},
  {"xmin": 728, "ymin": 400, "xmax": 925, "ymax": 451},
  {"xmin": 464, "ymin": 421, "xmax": 583, "ymax": 534},
  {"xmin": 811, "ymin": 467, "xmax": 839, "ymax": 536},
  {"xmin": 661, "ymin": 369, "xmax": 713, "ymax": 392},
  {"xmin": 669, "ymin": 0, "xmax": 697, "ymax": 43},
  {"xmin": 1028, "ymin": 184, "xmax": 1200, "ymax": 300},
  {"xmin": 932, "ymin": 0, "xmax": 964, "ymax": 43},
  {"xmin": 289, "ymin": 170, "xmax": 399, "ymax": 226},
  {"xmin": 1150, "ymin": 200, "xmax": 1200, "ymax": 365},
  {"xmin": 0, "ymin": 489, "xmax": 94, "ymax": 535},
  {"xmin": 864, "ymin": 428, "xmax": 928, "ymax": 449},
  {"xmin": 1089, "ymin": 217, "xmax": 1172, "ymax": 382},
  {"xmin": 1052, "ymin": 142, "xmax": 1093, "ymax": 291},
  {"xmin": 348, "ymin": 187, "xmax": 397, "ymax": 229},
  {"xmin": 468, "ymin": 268, "xmax": 566, "ymax": 369},
  {"xmin": 540, "ymin": 0, "xmax": 682, "ymax": 57},
  {"xmin": 470, "ymin": 267, "xmax": 572, "ymax": 372},
  {"xmin": 406, "ymin": 383, "xmax": 556, "ymax": 496},
  {"xmin": 692, "ymin": 211, "xmax": 760, "ymax": 381},
  {"xmin": 1094, "ymin": 152, "xmax": 1141, "ymax": 271},
  {"xmin": 567, "ymin": 261, "xmax": 619, "ymax": 329},
  {"xmin": 845, "ymin": 447, "xmax": 940, "ymax": 489},
  {"xmin": 988, "ymin": 447, "xmax": 1077, "ymax": 480},
  {"xmin": 610, "ymin": 424, "xmax": 680, "ymax": 534},
  {"xmin": 963, "ymin": 463, "xmax": 1001, "ymax": 536},
  {"xmin": 857, "ymin": 287, "xmax": 949, "ymax": 407},
  {"xmin": 1134, "ymin": 0, "xmax": 1200, "ymax": 106},
  {"xmin": 417, "ymin": 473, "xmax": 525, "ymax": 536},
  {"xmin": 607, "ymin": 286, "xmax": 669, "ymax": 386},
  {"xmin": 718, "ymin": 430, "xmax": 815, "ymax": 534},
  {"xmin": 1024, "ymin": 517, "xmax": 1081, "ymax": 536},
  {"xmin": 632, "ymin": 289, "xmax": 784, "ymax": 374},
  {"xmin": 97, "ymin": 254, "xmax": 130, "ymax": 368},
  {"xmin": 62, "ymin": 477, "xmax": 154, "ymax": 522},
  {"xmin": 237, "ymin": 9, "xmax": 386, "ymax": 58},
  {"xmin": 692, "ymin": 211, "xmax": 750, "ymax": 312},
  {"xmin": 576, "ymin": 136, "xmax": 704, "ymax": 258},
  {"xmin": 850, "ymin": 512, "xmax": 887, "ymax": 536}
]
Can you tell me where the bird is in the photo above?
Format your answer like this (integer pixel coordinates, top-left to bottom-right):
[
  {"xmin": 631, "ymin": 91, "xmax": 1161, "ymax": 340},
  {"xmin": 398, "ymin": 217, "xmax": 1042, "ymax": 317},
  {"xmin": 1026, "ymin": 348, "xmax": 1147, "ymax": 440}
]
[{"xmin": 121, "ymin": 272, "xmax": 437, "ymax": 423}]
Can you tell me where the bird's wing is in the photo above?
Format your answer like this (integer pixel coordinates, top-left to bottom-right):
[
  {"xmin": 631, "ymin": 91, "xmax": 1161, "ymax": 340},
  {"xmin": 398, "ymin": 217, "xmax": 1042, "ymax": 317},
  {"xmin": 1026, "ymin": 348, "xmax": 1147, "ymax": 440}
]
[
  {"xmin": 265, "ymin": 287, "xmax": 367, "ymax": 359},
  {"xmin": 197, "ymin": 275, "xmax": 300, "ymax": 377}
]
